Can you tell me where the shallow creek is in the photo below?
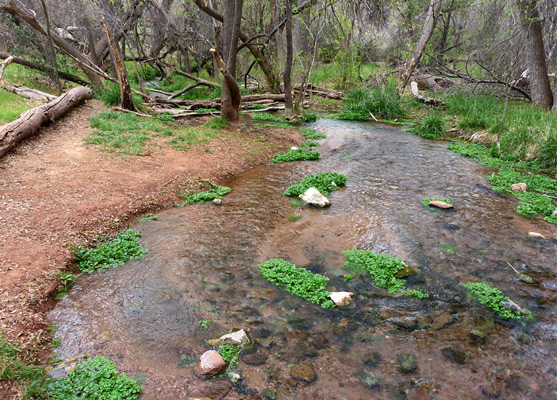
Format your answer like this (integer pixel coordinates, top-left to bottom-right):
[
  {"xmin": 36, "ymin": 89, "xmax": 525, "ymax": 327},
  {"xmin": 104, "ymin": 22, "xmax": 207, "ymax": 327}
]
[{"xmin": 49, "ymin": 119, "xmax": 556, "ymax": 400}]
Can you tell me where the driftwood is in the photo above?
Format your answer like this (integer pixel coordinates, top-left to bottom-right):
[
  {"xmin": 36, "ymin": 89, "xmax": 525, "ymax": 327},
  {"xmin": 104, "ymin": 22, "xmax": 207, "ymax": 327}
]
[
  {"xmin": 0, "ymin": 86, "xmax": 93, "ymax": 158},
  {"xmin": 410, "ymin": 81, "xmax": 446, "ymax": 107},
  {"xmin": 2, "ymin": 84, "xmax": 58, "ymax": 102}
]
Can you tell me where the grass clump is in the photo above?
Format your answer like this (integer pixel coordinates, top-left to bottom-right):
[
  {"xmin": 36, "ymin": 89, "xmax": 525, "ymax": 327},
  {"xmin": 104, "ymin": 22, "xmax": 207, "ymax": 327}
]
[
  {"xmin": 342, "ymin": 249, "xmax": 413, "ymax": 293},
  {"xmin": 74, "ymin": 230, "xmax": 147, "ymax": 273},
  {"xmin": 168, "ymin": 126, "xmax": 217, "ymax": 151},
  {"xmin": 178, "ymin": 186, "xmax": 231, "ymax": 204},
  {"xmin": 405, "ymin": 289, "xmax": 429, "ymax": 299},
  {"xmin": 421, "ymin": 198, "xmax": 453, "ymax": 207},
  {"xmin": 300, "ymin": 112, "xmax": 318, "ymax": 122},
  {"xmin": 289, "ymin": 215, "xmax": 301, "ymax": 221},
  {"xmin": 0, "ymin": 90, "xmax": 34, "ymax": 124},
  {"xmin": 284, "ymin": 172, "xmax": 347, "ymax": 197},
  {"xmin": 205, "ymin": 116, "xmax": 229, "ymax": 129},
  {"xmin": 463, "ymin": 282, "xmax": 531, "ymax": 319},
  {"xmin": 514, "ymin": 192, "xmax": 556, "ymax": 219},
  {"xmin": 49, "ymin": 356, "xmax": 142, "ymax": 400},
  {"xmin": 217, "ymin": 344, "xmax": 241, "ymax": 366},
  {"xmin": 299, "ymin": 140, "xmax": 319, "ymax": 148},
  {"xmin": 0, "ymin": 336, "xmax": 51, "ymax": 399},
  {"xmin": 258, "ymin": 258, "xmax": 335, "ymax": 309},
  {"xmin": 97, "ymin": 82, "xmax": 144, "ymax": 108},
  {"xmin": 140, "ymin": 213, "xmax": 157, "ymax": 222},
  {"xmin": 299, "ymin": 128, "xmax": 327, "ymax": 140},
  {"xmin": 337, "ymin": 86, "xmax": 406, "ymax": 121},
  {"xmin": 252, "ymin": 113, "xmax": 287, "ymax": 123},
  {"xmin": 412, "ymin": 113, "xmax": 447, "ymax": 139},
  {"xmin": 271, "ymin": 149, "xmax": 320, "ymax": 164},
  {"xmin": 447, "ymin": 142, "xmax": 507, "ymax": 168}
]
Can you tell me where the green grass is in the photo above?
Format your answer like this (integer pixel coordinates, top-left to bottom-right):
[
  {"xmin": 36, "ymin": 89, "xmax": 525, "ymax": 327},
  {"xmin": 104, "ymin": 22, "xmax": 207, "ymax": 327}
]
[
  {"xmin": 337, "ymin": 86, "xmax": 406, "ymax": 121},
  {"xmin": 217, "ymin": 344, "xmax": 241, "ymax": 366},
  {"xmin": 284, "ymin": 172, "xmax": 347, "ymax": 197},
  {"xmin": 299, "ymin": 140, "xmax": 319, "ymax": 148},
  {"xmin": 74, "ymin": 229, "xmax": 148, "ymax": 273},
  {"xmin": 161, "ymin": 75, "xmax": 222, "ymax": 100},
  {"xmin": 0, "ymin": 336, "xmax": 51, "ymax": 399},
  {"xmin": 289, "ymin": 215, "xmax": 301, "ymax": 221},
  {"xmin": 251, "ymin": 113, "xmax": 287, "ymax": 123},
  {"xmin": 299, "ymin": 128, "xmax": 327, "ymax": 140},
  {"xmin": 0, "ymin": 90, "xmax": 34, "ymax": 124},
  {"xmin": 463, "ymin": 282, "xmax": 531, "ymax": 319},
  {"xmin": 205, "ymin": 116, "xmax": 229, "ymax": 129},
  {"xmin": 271, "ymin": 149, "xmax": 320, "ymax": 164},
  {"xmin": 421, "ymin": 198, "xmax": 453, "ymax": 207},
  {"xmin": 49, "ymin": 356, "xmax": 142, "ymax": 399},
  {"xmin": 97, "ymin": 82, "xmax": 144, "ymax": 108},
  {"xmin": 411, "ymin": 113, "xmax": 447, "ymax": 139},
  {"xmin": 178, "ymin": 186, "xmax": 231, "ymax": 204},
  {"xmin": 258, "ymin": 258, "xmax": 335, "ymax": 309}
]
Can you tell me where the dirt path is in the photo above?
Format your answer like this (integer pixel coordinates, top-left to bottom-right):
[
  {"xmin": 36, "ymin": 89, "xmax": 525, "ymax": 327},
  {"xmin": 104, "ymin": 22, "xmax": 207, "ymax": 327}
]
[{"xmin": 0, "ymin": 100, "xmax": 299, "ymax": 396}]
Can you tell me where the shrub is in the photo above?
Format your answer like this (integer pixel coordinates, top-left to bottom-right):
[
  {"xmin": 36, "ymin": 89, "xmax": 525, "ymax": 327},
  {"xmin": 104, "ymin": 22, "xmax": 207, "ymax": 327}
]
[
  {"xmin": 271, "ymin": 149, "xmax": 320, "ymax": 164},
  {"xmin": 337, "ymin": 86, "xmax": 406, "ymax": 121},
  {"xmin": 463, "ymin": 282, "xmax": 531, "ymax": 319},
  {"xmin": 258, "ymin": 259, "xmax": 335, "ymax": 309},
  {"xmin": 74, "ymin": 230, "xmax": 148, "ymax": 273},
  {"xmin": 178, "ymin": 186, "xmax": 232, "ymax": 205},
  {"xmin": 284, "ymin": 172, "xmax": 347, "ymax": 197}
]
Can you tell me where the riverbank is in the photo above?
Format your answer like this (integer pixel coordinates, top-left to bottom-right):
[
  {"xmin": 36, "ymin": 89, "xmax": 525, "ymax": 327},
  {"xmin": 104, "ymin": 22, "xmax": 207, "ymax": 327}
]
[{"xmin": 0, "ymin": 100, "xmax": 301, "ymax": 398}]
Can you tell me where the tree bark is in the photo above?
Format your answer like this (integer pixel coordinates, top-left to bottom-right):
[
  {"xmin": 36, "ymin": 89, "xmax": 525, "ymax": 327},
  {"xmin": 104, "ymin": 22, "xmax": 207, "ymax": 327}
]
[
  {"xmin": 101, "ymin": 21, "xmax": 136, "ymax": 111},
  {"xmin": 39, "ymin": 0, "xmax": 61, "ymax": 95},
  {"xmin": 0, "ymin": 86, "xmax": 93, "ymax": 158},
  {"xmin": 400, "ymin": 0, "xmax": 442, "ymax": 90},
  {"xmin": 284, "ymin": 0, "xmax": 294, "ymax": 119},
  {"xmin": 516, "ymin": 0, "xmax": 553, "ymax": 109}
]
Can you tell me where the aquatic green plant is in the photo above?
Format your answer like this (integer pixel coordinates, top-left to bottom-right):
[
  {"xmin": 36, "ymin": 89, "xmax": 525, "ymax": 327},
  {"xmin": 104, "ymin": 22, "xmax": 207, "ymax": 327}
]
[
  {"xmin": 514, "ymin": 192, "xmax": 555, "ymax": 218},
  {"xmin": 463, "ymin": 282, "xmax": 531, "ymax": 319},
  {"xmin": 140, "ymin": 213, "xmax": 157, "ymax": 222},
  {"xmin": 258, "ymin": 259, "xmax": 335, "ymax": 309},
  {"xmin": 74, "ymin": 230, "xmax": 148, "ymax": 273},
  {"xmin": 49, "ymin": 356, "xmax": 142, "ymax": 400},
  {"xmin": 344, "ymin": 274, "xmax": 353, "ymax": 282},
  {"xmin": 447, "ymin": 143, "xmax": 507, "ymax": 169},
  {"xmin": 299, "ymin": 128, "xmax": 327, "ymax": 140},
  {"xmin": 284, "ymin": 172, "xmax": 347, "ymax": 197},
  {"xmin": 199, "ymin": 320, "xmax": 211, "ymax": 330},
  {"xmin": 270, "ymin": 149, "xmax": 320, "ymax": 164},
  {"xmin": 53, "ymin": 271, "xmax": 76, "ymax": 300},
  {"xmin": 291, "ymin": 200, "xmax": 302, "ymax": 207},
  {"xmin": 488, "ymin": 167, "xmax": 557, "ymax": 195},
  {"xmin": 217, "ymin": 344, "xmax": 241, "ymax": 366},
  {"xmin": 178, "ymin": 186, "xmax": 232, "ymax": 204},
  {"xmin": 289, "ymin": 215, "xmax": 301, "ymax": 221},
  {"xmin": 342, "ymin": 249, "xmax": 412, "ymax": 293},
  {"xmin": 421, "ymin": 198, "xmax": 453, "ymax": 207},
  {"xmin": 299, "ymin": 140, "xmax": 319, "ymax": 148},
  {"xmin": 405, "ymin": 289, "xmax": 429, "ymax": 299}
]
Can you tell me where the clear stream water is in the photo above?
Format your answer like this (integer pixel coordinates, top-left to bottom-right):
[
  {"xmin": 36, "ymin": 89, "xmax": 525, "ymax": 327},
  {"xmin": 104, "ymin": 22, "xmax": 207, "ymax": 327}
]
[{"xmin": 49, "ymin": 120, "xmax": 556, "ymax": 400}]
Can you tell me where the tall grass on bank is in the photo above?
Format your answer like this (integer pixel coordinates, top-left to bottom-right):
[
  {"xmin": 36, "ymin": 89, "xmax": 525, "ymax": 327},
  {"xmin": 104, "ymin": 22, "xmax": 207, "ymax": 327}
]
[
  {"xmin": 0, "ymin": 90, "xmax": 33, "ymax": 124},
  {"xmin": 337, "ymin": 86, "xmax": 406, "ymax": 121}
]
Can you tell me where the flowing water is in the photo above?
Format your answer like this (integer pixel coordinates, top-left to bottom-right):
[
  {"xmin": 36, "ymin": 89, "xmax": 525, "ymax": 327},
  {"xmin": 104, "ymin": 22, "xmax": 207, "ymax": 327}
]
[{"xmin": 49, "ymin": 120, "xmax": 557, "ymax": 400}]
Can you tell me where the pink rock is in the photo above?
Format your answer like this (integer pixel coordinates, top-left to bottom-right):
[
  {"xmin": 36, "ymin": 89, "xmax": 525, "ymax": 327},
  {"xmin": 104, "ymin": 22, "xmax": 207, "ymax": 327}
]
[
  {"xmin": 428, "ymin": 200, "xmax": 453, "ymax": 209},
  {"xmin": 510, "ymin": 183, "xmax": 527, "ymax": 192},
  {"xmin": 194, "ymin": 350, "xmax": 226, "ymax": 377},
  {"xmin": 330, "ymin": 292, "xmax": 353, "ymax": 306}
]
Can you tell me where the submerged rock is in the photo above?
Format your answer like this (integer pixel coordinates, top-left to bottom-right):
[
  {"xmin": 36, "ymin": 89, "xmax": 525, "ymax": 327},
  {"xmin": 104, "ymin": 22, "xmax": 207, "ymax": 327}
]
[
  {"xmin": 290, "ymin": 363, "xmax": 317, "ymax": 382},
  {"xmin": 330, "ymin": 291, "xmax": 353, "ymax": 306},
  {"xmin": 510, "ymin": 183, "xmax": 527, "ymax": 192},
  {"xmin": 194, "ymin": 350, "xmax": 227, "ymax": 377},
  {"xmin": 261, "ymin": 387, "xmax": 277, "ymax": 400},
  {"xmin": 428, "ymin": 200, "xmax": 454, "ymax": 209},
  {"xmin": 502, "ymin": 299, "xmax": 528, "ymax": 315},
  {"xmin": 299, "ymin": 187, "xmax": 330, "ymax": 207},
  {"xmin": 208, "ymin": 329, "xmax": 250, "ymax": 347},
  {"xmin": 212, "ymin": 198, "xmax": 222, "ymax": 205},
  {"xmin": 441, "ymin": 347, "xmax": 466, "ymax": 365},
  {"xmin": 528, "ymin": 232, "xmax": 546, "ymax": 239},
  {"xmin": 397, "ymin": 353, "xmax": 418, "ymax": 373},
  {"xmin": 469, "ymin": 330, "xmax": 487, "ymax": 344},
  {"xmin": 358, "ymin": 369, "xmax": 380, "ymax": 389},
  {"xmin": 394, "ymin": 261, "xmax": 417, "ymax": 278}
]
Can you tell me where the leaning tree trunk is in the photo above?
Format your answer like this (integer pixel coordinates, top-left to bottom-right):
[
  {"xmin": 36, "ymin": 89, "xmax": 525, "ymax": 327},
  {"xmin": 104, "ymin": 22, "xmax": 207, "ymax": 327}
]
[
  {"xmin": 283, "ymin": 0, "xmax": 294, "ymax": 119},
  {"xmin": 400, "ymin": 0, "xmax": 442, "ymax": 90},
  {"xmin": 101, "ymin": 21, "xmax": 136, "ymax": 111},
  {"xmin": 516, "ymin": 0, "xmax": 553, "ymax": 110},
  {"xmin": 0, "ymin": 86, "xmax": 93, "ymax": 158}
]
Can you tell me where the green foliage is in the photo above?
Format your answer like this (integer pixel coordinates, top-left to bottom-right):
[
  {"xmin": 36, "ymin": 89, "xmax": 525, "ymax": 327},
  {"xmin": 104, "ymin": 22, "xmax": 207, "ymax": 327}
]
[
  {"xmin": 337, "ymin": 86, "xmax": 406, "ymax": 121},
  {"xmin": 299, "ymin": 141, "xmax": 319, "ymax": 148},
  {"xmin": 488, "ymin": 167, "xmax": 557, "ymax": 195},
  {"xmin": 514, "ymin": 192, "xmax": 555, "ymax": 217},
  {"xmin": 0, "ymin": 336, "xmax": 51, "ymax": 399},
  {"xmin": 447, "ymin": 143, "xmax": 507, "ymax": 168},
  {"xmin": 258, "ymin": 259, "xmax": 335, "ymax": 309},
  {"xmin": 421, "ymin": 198, "xmax": 453, "ymax": 207},
  {"xmin": 199, "ymin": 320, "xmax": 211, "ymax": 329},
  {"xmin": 413, "ymin": 113, "xmax": 447, "ymax": 139},
  {"xmin": 97, "ymin": 82, "xmax": 144, "ymax": 108},
  {"xmin": 217, "ymin": 344, "xmax": 241, "ymax": 366},
  {"xmin": 405, "ymin": 289, "xmax": 429, "ymax": 298},
  {"xmin": 289, "ymin": 215, "xmax": 301, "ymax": 221},
  {"xmin": 291, "ymin": 200, "xmax": 302, "ymax": 207},
  {"xmin": 284, "ymin": 172, "xmax": 347, "ymax": 197},
  {"xmin": 178, "ymin": 186, "xmax": 232, "ymax": 205},
  {"xmin": 252, "ymin": 113, "xmax": 287, "ymax": 123},
  {"xmin": 344, "ymin": 273, "xmax": 353, "ymax": 282},
  {"xmin": 342, "ymin": 249, "xmax": 409, "ymax": 293},
  {"xmin": 53, "ymin": 271, "xmax": 76, "ymax": 300},
  {"xmin": 140, "ymin": 213, "xmax": 157, "ymax": 222},
  {"xmin": 162, "ymin": 75, "xmax": 221, "ymax": 100},
  {"xmin": 300, "ymin": 112, "xmax": 318, "ymax": 122},
  {"xmin": 49, "ymin": 356, "xmax": 142, "ymax": 400},
  {"xmin": 537, "ymin": 130, "xmax": 557, "ymax": 167},
  {"xmin": 271, "ymin": 149, "xmax": 320, "ymax": 164},
  {"xmin": 205, "ymin": 117, "xmax": 229, "ymax": 129},
  {"xmin": 299, "ymin": 128, "xmax": 327, "ymax": 140},
  {"xmin": 74, "ymin": 230, "xmax": 148, "ymax": 273},
  {"xmin": 152, "ymin": 113, "xmax": 175, "ymax": 122},
  {"xmin": 463, "ymin": 282, "xmax": 531, "ymax": 319},
  {"xmin": 129, "ymin": 63, "xmax": 159, "ymax": 83},
  {"xmin": 168, "ymin": 126, "xmax": 217, "ymax": 151},
  {"xmin": 0, "ymin": 90, "xmax": 34, "ymax": 124}
]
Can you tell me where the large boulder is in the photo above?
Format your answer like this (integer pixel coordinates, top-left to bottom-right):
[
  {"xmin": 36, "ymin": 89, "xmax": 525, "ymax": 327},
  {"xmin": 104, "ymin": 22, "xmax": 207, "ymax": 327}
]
[
  {"xmin": 299, "ymin": 187, "xmax": 330, "ymax": 207},
  {"xmin": 194, "ymin": 350, "xmax": 227, "ymax": 377}
]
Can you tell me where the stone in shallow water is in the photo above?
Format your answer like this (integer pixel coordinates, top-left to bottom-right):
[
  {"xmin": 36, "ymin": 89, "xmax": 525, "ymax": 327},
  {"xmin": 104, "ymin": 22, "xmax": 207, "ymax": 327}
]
[
  {"xmin": 261, "ymin": 387, "xmax": 277, "ymax": 400},
  {"xmin": 428, "ymin": 200, "xmax": 454, "ymax": 209},
  {"xmin": 290, "ymin": 363, "xmax": 317, "ymax": 382},
  {"xmin": 397, "ymin": 353, "xmax": 418, "ymax": 373},
  {"xmin": 299, "ymin": 187, "xmax": 330, "ymax": 207},
  {"xmin": 394, "ymin": 262, "xmax": 417, "ymax": 278},
  {"xmin": 510, "ymin": 183, "xmax": 527, "ymax": 192},
  {"xmin": 358, "ymin": 369, "xmax": 380, "ymax": 389},
  {"xmin": 469, "ymin": 330, "xmax": 487, "ymax": 344},
  {"xmin": 330, "ymin": 291, "xmax": 353, "ymax": 306},
  {"xmin": 441, "ymin": 347, "xmax": 466, "ymax": 365},
  {"xmin": 194, "ymin": 350, "xmax": 227, "ymax": 377},
  {"xmin": 528, "ymin": 232, "xmax": 546, "ymax": 239},
  {"xmin": 208, "ymin": 329, "xmax": 250, "ymax": 347}
]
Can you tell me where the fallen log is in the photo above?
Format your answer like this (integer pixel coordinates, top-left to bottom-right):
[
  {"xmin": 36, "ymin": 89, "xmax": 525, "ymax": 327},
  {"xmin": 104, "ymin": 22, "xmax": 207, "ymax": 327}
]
[
  {"xmin": 302, "ymin": 84, "xmax": 344, "ymax": 99},
  {"xmin": 2, "ymin": 84, "xmax": 58, "ymax": 102},
  {"xmin": 0, "ymin": 86, "xmax": 93, "ymax": 158},
  {"xmin": 410, "ymin": 81, "xmax": 445, "ymax": 108}
]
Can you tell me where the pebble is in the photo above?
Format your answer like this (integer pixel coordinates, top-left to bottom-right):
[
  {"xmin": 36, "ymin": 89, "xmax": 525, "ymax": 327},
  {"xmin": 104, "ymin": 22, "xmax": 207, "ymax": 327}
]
[
  {"xmin": 194, "ymin": 350, "xmax": 227, "ymax": 377},
  {"xmin": 397, "ymin": 353, "xmax": 418, "ymax": 373}
]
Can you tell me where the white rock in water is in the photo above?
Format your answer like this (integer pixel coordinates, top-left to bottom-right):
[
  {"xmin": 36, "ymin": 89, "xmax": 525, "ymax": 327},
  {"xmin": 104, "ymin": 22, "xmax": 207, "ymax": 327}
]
[
  {"xmin": 331, "ymin": 182, "xmax": 337, "ymax": 187},
  {"xmin": 330, "ymin": 291, "xmax": 353, "ymax": 306},
  {"xmin": 219, "ymin": 329, "xmax": 250, "ymax": 345},
  {"xmin": 299, "ymin": 187, "xmax": 330, "ymax": 207},
  {"xmin": 502, "ymin": 300, "xmax": 528, "ymax": 315},
  {"xmin": 291, "ymin": 146, "xmax": 298, "ymax": 150},
  {"xmin": 510, "ymin": 183, "xmax": 527, "ymax": 192},
  {"xmin": 212, "ymin": 198, "xmax": 222, "ymax": 205},
  {"xmin": 528, "ymin": 232, "xmax": 546, "ymax": 239},
  {"xmin": 428, "ymin": 200, "xmax": 454, "ymax": 209}
]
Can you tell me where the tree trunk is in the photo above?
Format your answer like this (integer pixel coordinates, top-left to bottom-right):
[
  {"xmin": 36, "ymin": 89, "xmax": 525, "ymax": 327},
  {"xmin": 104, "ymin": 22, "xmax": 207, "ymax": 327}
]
[
  {"xmin": 219, "ymin": 0, "xmax": 244, "ymax": 122},
  {"xmin": 0, "ymin": 86, "xmax": 93, "ymax": 158},
  {"xmin": 101, "ymin": 21, "xmax": 136, "ymax": 111},
  {"xmin": 39, "ymin": 0, "xmax": 61, "ymax": 95},
  {"xmin": 516, "ymin": 0, "xmax": 554, "ymax": 109},
  {"xmin": 400, "ymin": 0, "xmax": 442, "ymax": 90},
  {"xmin": 284, "ymin": 0, "xmax": 294, "ymax": 118}
]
